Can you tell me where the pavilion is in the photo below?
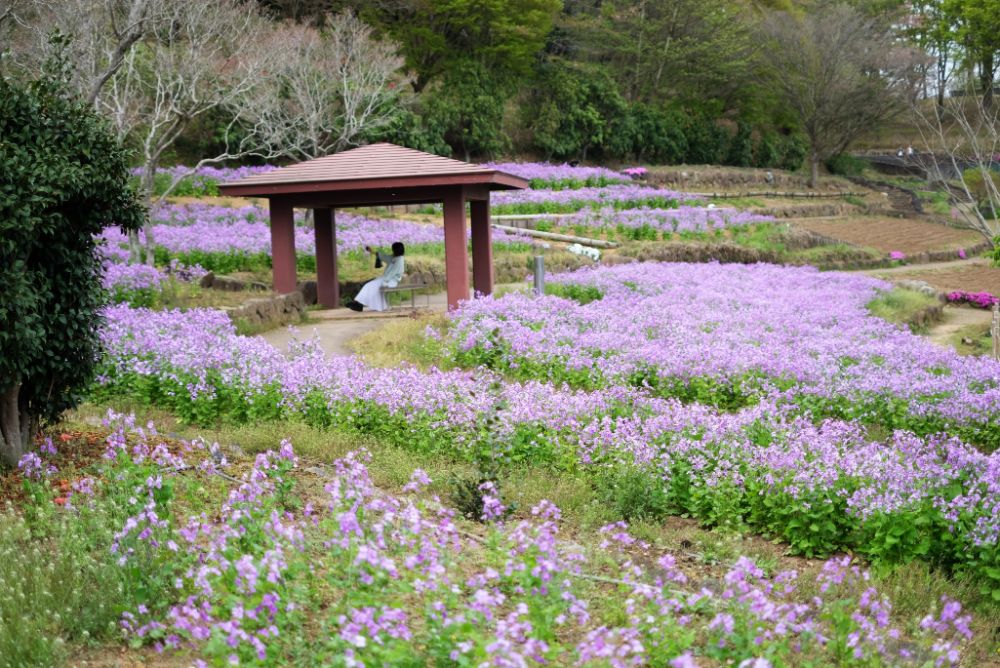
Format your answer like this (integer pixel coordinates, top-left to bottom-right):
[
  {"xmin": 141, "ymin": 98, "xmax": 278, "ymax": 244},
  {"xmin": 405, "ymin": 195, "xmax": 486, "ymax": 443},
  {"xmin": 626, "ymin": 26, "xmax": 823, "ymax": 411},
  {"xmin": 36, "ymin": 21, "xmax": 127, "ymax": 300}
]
[{"xmin": 218, "ymin": 143, "xmax": 529, "ymax": 310}]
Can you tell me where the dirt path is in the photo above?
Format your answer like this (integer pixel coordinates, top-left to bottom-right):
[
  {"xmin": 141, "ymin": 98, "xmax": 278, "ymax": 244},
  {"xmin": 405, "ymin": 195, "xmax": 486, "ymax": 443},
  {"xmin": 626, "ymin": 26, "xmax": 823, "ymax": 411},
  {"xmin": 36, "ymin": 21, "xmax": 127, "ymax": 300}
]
[
  {"xmin": 863, "ymin": 257, "xmax": 991, "ymax": 276},
  {"xmin": 925, "ymin": 305, "xmax": 993, "ymax": 348},
  {"xmin": 259, "ymin": 292, "xmax": 449, "ymax": 358}
]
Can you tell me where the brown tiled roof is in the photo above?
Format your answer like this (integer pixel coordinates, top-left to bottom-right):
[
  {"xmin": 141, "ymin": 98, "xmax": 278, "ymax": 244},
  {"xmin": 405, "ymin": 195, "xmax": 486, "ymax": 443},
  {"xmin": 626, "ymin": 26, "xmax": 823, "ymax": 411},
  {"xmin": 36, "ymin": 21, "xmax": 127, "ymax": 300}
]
[{"xmin": 219, "ymin": 143, "xmax": 527, "ymax": 197}]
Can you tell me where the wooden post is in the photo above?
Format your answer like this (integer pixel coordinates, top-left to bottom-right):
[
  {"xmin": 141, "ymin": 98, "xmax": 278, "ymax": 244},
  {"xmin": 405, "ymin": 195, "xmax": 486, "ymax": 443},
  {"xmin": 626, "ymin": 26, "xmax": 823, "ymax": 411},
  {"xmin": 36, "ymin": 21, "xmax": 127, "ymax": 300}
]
[
  {"xmin": 443, "ymin": 189, "xmax": 469, "ymax": 310},
  {"xmin": 314, "ymin": 207, "xmax": 339, "ymax": 308},
  {"xmin": 992, "ymin": 303, "xmax": 999, "ymax": 362},
  {"xmin": 470, "ymin": 199, "xmax": 493, "ymax": 297},
  {"xmin": 270, "ymin": 198, "xmax": 297, "ymax": 294}
]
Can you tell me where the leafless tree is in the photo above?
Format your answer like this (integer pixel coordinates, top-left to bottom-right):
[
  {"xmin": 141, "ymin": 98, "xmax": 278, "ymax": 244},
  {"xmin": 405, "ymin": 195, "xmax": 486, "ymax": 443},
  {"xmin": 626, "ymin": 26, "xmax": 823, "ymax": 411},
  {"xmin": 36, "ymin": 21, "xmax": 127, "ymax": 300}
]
[
  {"xmin": 10, "ymin": 2, "xmax": 410, "ymax": 262},
  {"xmin": 244, "ymin": 11, "xmax": 411, "ymax": 160},
  {"xmin": 912, "ymin": 83, "xmax": 1000, "ymax": 246},
  {"xmin": 98, "ymin": 0, "xmax": 289, "ymax": 262},
  {"xmin": 757, "ymin": 4, "xmax": 924, "ymax": 187},
  {"xmin": 11, "ymin": 0, "xmax": 161, "ymax": 105}
]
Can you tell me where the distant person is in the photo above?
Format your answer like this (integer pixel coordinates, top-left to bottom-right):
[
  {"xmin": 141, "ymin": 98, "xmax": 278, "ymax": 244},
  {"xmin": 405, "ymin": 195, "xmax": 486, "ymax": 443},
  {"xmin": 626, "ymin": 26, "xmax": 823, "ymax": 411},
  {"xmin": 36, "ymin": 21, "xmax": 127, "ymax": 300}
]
[
  {"xmin": 896, "ymin": 147, "xmax": 904, "ymax": 158},
  {"xmin": 906, "ymin": 145, "xmax": 914, "ymax": 157},
  {"xmin": 346, "ymin": 242, "xmax": 405, "ymax": 312}
]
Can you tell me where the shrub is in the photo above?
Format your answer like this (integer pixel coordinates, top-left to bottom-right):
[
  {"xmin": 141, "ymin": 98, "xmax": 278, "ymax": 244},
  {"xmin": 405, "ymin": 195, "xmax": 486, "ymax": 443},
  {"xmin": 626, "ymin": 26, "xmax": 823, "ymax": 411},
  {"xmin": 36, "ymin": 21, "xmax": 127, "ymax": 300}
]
[
  {"xmin": 825, "ymin": 153, "xmax": 867, "ymax": 177},
  {"xmin": 0, "ymin": 66, "xmax": 144, "ymax": 467}
]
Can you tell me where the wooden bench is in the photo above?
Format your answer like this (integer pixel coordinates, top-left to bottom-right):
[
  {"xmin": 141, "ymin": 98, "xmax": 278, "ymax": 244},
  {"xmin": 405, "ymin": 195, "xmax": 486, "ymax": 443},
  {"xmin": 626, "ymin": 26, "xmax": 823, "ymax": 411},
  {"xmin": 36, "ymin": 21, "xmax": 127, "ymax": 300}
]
[{"xmin": 380, "ymin": 275, "xmax": 431, "ymax": 310}]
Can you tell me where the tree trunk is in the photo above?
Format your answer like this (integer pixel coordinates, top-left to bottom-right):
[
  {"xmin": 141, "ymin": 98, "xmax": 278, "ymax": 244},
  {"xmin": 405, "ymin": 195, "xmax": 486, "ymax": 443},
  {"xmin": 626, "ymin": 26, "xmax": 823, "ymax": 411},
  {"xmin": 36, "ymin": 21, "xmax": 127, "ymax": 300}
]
[
  {"xmin": 0, "ymin": 383, "xmax": 33, "ymax": 469},
  {"xmin": 809, "ymin": 153, "xmax": 820, "ymax": 189},
  {"xmin": 981, "ymin": 55, "xmax": 994, "ymax": 110},
  {"xmin": 141, "ymin": 166, "xmax": 157, "ymax": 266}
]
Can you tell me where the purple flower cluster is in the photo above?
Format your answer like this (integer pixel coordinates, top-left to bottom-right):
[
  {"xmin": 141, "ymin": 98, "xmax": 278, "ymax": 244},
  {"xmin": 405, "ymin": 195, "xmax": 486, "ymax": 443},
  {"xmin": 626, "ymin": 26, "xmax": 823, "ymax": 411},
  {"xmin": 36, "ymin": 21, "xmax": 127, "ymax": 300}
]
[
  {"xmin": 492, "ymin": 184, "xmax": 702, "ymax": 209},
  {"xmin": 95, "ymin": 296, "xmax": 1000, "ymax": 576},
  {"xmin": 946, "ymin": 290, "xmax": 999, "ymax": 309},
  {"xmin": 135, "ymin": 165, "xmax": 278, "ymax": 182},
  {"xmin": 482, "ymin": 162, "xmax": 628, "ymax": 186},
  {"xmin": 448, "ymin": 262, "xmax": 1000, "ymax": 435},
  {"xmin": 87, "ymin": 417, "xmax": 974, "ymax": 666},
  {"xmin": 102, "ymin": 262, "xmax": 166, "ymax": 292},
  {"xmin": 99, "ymin": 202, "xmax": 532, "ymax": 260},
  {"xmin": 559, "ymin": 205, "xmax": 775, "ymax": 234}
]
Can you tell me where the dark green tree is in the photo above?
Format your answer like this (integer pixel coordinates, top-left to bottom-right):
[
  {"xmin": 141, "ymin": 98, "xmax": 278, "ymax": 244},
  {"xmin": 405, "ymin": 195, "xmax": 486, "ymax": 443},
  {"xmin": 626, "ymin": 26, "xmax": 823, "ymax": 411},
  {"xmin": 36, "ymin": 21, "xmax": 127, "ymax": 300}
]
[
  {"xmin": 524, "ymin": 61, "xmax": 626, "ymax": 161},
  {"xmin": 358, "ymin": 0, "xmax": 561, "ymax": 93},
  {"xmin": 422, "ymin": 62, "xmax": 514, "ymax": 160},
  {"xmin": 0, "ymin": 71, "xmax": 144, "ymax": 467}
]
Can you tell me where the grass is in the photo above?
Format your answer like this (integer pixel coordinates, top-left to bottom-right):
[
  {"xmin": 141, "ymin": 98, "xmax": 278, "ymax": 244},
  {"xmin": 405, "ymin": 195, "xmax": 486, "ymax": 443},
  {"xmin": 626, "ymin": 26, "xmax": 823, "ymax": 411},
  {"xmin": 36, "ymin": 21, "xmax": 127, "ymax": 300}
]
[
  {"xmin": 948, "ymin": 323, "xmax": 995, "ymax": 356},
  {"xmin": 867, "ymin": 288, "xmax": 941, "ymax": 328},
  {"xmin": 0, "ymin": 508, "xmax": 130, "ymax": 667},
  {"xmin": 347, "ymin": 313, "xmax": 450, "ymax": 369}
]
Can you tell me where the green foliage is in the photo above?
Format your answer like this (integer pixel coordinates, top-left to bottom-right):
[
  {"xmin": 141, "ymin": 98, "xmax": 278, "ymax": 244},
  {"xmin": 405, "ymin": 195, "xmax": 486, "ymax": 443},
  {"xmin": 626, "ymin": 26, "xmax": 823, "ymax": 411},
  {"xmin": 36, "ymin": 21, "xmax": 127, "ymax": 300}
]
[
  {"xmin": 524, "ymin": 60, "xmax": 626, "ymax": 161},
  {"xmin": 544, "ymin": 282, "xmax": 604, "ymax": 304},
  {"xmin": 0, "ymin": 68, "xmax": 143, "ymax": 465},
  {"xmin": 360, "ymin": 0, "xmax": 561, "ymax": 93},
  {"xmin": 606, "ymin": 104, "xmax": 689, "ymax": 164},
  {"xmin": 0, "ymin": 507, "xmax": 132, "ymax": 667},
  {"xmin": 825, "ymin": 153, "xmax": 867, "ymax": 177},
  {"xmin": 421, "ymin": 62, "xmax": 513, "ymax": 159},
  {"xmin": 725, "ymin": 123, "xmax": 754, "ymax": 167}
]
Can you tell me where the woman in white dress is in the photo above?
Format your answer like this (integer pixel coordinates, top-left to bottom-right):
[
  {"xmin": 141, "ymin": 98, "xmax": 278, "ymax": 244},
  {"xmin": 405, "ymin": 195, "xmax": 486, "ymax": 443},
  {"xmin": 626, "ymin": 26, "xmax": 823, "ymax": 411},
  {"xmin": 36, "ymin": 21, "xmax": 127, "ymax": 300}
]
[{"xmin": 346, "ymin": 242, "xmax": 405, "ymax": 312}]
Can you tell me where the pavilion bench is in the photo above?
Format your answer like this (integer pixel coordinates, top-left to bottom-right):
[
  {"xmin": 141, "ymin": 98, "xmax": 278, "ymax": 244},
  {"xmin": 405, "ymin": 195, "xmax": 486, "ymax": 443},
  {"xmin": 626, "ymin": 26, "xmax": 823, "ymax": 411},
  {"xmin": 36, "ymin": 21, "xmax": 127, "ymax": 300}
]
[{"xmin": 380, "ymin": 275, "xmax": 431, "ymax": 310}]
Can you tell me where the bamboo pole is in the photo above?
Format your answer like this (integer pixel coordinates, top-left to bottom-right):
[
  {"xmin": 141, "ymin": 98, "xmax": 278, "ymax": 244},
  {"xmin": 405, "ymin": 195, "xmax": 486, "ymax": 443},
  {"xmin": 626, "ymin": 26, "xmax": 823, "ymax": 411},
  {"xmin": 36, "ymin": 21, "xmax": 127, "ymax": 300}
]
[
  {"xmin": 490, "ymin": 223, "xmax": 620, "ymax": 249},
  {"xmin": 992, "ymin": 303, "xmax": 999, "ymax": 362}
]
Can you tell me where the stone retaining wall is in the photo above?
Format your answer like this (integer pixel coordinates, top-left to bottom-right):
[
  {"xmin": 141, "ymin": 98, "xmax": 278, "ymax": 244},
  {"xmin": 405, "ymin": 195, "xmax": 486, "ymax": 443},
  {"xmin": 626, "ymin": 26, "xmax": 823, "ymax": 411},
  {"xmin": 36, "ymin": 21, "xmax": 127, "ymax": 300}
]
[{"xmin": 223, "ymin": 292, "xmax": 305, "ymax": 328}]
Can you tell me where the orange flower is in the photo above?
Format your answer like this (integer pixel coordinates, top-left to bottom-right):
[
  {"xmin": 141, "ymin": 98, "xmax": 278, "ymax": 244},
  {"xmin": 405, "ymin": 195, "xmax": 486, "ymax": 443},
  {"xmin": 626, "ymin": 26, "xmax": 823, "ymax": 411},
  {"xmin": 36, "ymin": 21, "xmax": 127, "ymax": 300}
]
[
  {"xmin": 59, "ymin": 433, "xmax": 73, "ymax": 442},
  {"xmin": 53, "ymin": 497, "xmax": 67, "ymax": 506}
]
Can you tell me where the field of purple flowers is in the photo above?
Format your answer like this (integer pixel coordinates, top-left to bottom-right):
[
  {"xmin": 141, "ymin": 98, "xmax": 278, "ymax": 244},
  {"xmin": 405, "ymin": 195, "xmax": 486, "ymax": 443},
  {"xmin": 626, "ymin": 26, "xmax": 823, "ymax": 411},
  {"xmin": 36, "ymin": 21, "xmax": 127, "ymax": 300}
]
[
  {"xmin": 7, "ymin": 162, "xmax": 998, "ymax": 666},
  {"xmin": 99, "ymin": 202, "xmax": 535, "ymax": 278},
  {"xmin": 6, "ymin": 413, "xmax": 979, "ymax": 666},
  {"xmin": 447, "ymin": 263, "xmax": 1000, "ymax": 447},
  {"xmin": 89, "ymin": 262, "xmax": 1000, "ymax": 604}
]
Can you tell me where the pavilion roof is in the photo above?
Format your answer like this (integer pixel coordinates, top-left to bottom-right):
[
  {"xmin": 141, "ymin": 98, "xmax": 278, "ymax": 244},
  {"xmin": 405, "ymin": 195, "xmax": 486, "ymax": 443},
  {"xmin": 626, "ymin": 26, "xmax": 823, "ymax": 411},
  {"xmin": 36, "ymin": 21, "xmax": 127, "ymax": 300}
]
[{"xmin": 218, "ymin": 142, "xmax": 528, "ymax": 198}]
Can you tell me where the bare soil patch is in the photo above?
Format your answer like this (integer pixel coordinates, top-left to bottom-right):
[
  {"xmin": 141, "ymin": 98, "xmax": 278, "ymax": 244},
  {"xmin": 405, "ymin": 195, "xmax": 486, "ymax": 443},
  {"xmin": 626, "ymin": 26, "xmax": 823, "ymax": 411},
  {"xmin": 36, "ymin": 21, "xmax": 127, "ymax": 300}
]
[
  {"xmin": 874, "ymin": 263, "xmax": 1000, "ymax": 295},
  {"xmin": 791, "ymin": 216, "xmax": 982, "ymax": 255}
]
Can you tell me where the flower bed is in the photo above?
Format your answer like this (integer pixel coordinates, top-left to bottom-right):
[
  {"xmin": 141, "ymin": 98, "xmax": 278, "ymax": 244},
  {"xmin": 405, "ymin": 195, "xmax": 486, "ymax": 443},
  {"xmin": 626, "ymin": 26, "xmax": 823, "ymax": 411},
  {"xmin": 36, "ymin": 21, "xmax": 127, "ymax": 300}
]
[
  {"xmin": 100, "ymin": 203, "xmax": 534, "ymax": 274},
  {"xmin": 93, "ymin": 302, "xmax": 1000, "ymax": 596},
  {"xmin": 492, "ymin": 184, "xmax": 702, "ymax": 214},
  {"xmin": 446, "ymin": 262, "xmax": 1000, "ymax": 447},
  {"xmin": 102, "ymin": 260, "xmax": 208, "ymax": 307},
  {"xmin": 483, "ymin": 161, "xmax": 629, "ymax": 189},
  {"xmin": 547, "ymin": 206, "xmax": 775, "ymax": 239},
  {"xmin": 14, "ymin": 415, "xmax": 976, "ymax": 666}
]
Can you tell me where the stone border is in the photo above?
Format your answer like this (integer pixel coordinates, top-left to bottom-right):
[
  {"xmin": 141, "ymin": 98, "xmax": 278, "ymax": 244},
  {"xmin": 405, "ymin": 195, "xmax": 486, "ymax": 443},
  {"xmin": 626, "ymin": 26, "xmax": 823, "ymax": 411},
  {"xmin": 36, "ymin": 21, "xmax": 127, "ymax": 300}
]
[{"xmin": 223, "ymin": 292, "xmax": 305, "ymax": 329}]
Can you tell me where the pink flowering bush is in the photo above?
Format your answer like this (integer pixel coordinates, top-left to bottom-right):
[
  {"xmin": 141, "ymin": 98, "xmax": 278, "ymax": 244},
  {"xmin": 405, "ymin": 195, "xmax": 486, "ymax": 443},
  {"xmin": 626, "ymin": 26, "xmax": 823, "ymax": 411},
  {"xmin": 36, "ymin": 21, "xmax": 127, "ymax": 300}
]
[{"xmin": 946, "ymin": 290, "xmax": 999, "ymax": 309}]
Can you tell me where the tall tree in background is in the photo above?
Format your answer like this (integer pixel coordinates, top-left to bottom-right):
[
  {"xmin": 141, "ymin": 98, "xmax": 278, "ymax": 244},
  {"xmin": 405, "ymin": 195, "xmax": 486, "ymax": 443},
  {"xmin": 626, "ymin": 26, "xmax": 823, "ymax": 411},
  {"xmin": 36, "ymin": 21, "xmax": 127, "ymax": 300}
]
[
  {"xmin": 943, "ymin": 0, "xmax": 1000, "ymax": 108},
  {"xmin": 10, "ymin": 0, "xmax": 161, "ymax": 106},
  {"xmin": 594, "ymin": 0, "xmax": 755, "ymax": 112},
  {"xmin": 356, "ymin": 0, "xmax": 560, "ymax": 158},
  {"xmin": 757, "ymin": 3, "xmax": 922, "ymax": 186},
  {"xmin": 904, "ymin": 0, "xmax": 957, "ymax": 107},
  {"xmin": 243, "ymin": 11, "xmax": 410, "ymax": 160}
]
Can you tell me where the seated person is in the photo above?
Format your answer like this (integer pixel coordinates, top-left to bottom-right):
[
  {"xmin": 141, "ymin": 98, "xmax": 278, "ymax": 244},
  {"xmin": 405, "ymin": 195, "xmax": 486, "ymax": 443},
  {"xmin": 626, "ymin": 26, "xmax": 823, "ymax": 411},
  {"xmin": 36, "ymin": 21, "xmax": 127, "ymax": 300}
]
[{"xmin": 346, "ymin": 242, "xmax": 405, "ymax": 312}]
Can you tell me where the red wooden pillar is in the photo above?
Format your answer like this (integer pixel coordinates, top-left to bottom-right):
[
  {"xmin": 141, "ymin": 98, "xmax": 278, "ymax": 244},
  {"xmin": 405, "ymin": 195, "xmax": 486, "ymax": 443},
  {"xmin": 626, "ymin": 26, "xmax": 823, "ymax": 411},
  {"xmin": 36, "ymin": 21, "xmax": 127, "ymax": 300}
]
[
  {"xmin": 470, "ymin": 199, "xmax": 493, "ymax": 297},
  {"xmin": 442, "ymin": 189, "xmax": 469, "ymax": 310},
  {"xmin": 270, "ymin": 198, "xmax": 297, "ymax": 294},
  {"xmin": 314, "ymin": 207, "xmax": 339, "ymax": 308}
]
